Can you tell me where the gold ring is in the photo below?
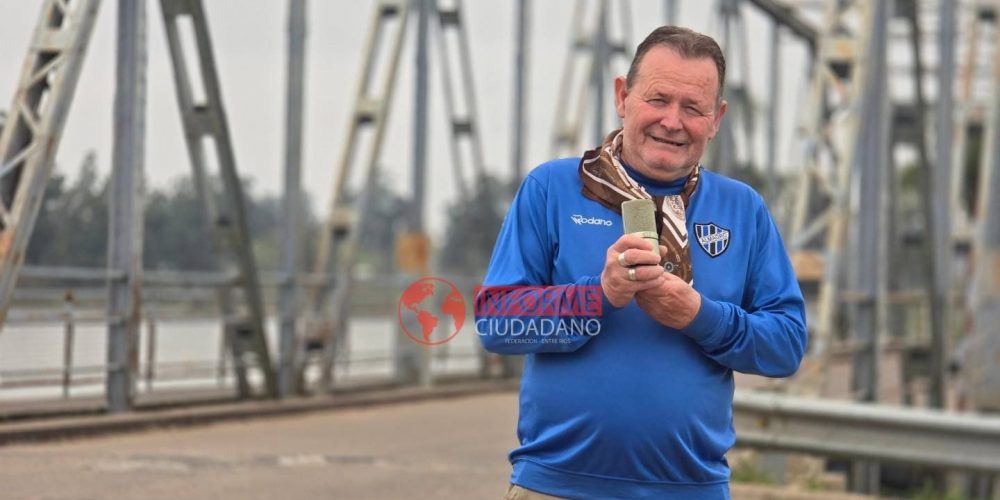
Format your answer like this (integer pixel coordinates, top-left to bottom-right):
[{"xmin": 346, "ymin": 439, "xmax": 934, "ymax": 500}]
[
  {"xmin": 617, "ymin": 252, "xmax": 628, "ymax": 267},
  {"xmin": 628, "ymin": 268, "xmax": 637, "ymax": 281}
]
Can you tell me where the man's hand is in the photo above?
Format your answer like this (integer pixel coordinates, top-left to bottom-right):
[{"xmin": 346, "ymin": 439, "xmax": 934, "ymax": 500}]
[
  {"xmin": 634, "ymin": 271, "xmax": 702, "ymax": 329},
  {"xmin": 600, "ymin": 234, "xmax": 667, "ymax": 308}
]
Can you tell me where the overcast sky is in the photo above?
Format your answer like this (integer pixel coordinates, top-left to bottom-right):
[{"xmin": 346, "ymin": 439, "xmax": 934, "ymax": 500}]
[{"xmin": 0, "ymin": 0, "xmax": 811, "ymax": 239}]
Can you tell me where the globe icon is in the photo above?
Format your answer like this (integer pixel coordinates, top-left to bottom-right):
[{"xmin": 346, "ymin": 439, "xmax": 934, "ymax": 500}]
[{"xmin": 397, "ymin": 277, "xmax": 466, "ymax": 345}]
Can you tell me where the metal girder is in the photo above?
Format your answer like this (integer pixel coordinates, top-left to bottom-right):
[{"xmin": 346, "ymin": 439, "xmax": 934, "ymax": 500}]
[
  {"xmin": 277, "ymin": 0, "xmax": 307, "ymax": 398},
  {"xmin": 948, "ymin": 5, "xmax": 1000, "ymax": 415},
  {"xmin": 849, "ymin": 0, "xmax": 891, "ymax": 410},
  {"xmin": 919, "ymin": 0, "xmax": 956, "ymax": 410},
  {"xmin": 0, "ymin": 0, "xmax": 102, "ymax": 330},
  {"xmin": 709, "ymin": 0, "xmax": 757, "ymax": 176},
  {"xmin": 744, "ymin": 0, "xmax": 818, "ymax": 51},
  {"xmin": 159, "ymin": 0, "xmax": 277, "ymax": 398},
  {"xmin": 398, "ymin": 0, "xmax": 434, "ymax": 386},
  {"xmin": 312, "ymin": 0, "xmax": 408, "ymax": 288},
  {"xmin": 432, "ymin": 0, "xmax": 487, "ymax": 195},
  {"xmin": 512, "ymin": 0, "xmax": 530, "ymax": 188},
  {"xmin": 550, "ymin": 0, "xmax": 633, "ymax": 157},
  {"xmin": 789, "ymin": 1, "xmax": 878, "ymax": 384},
  {"xmin": 664, "ymin": 0, "xmax": 678, "ymax": 23},
  {"xmin": 106, "ymin": 0, "xmax": 148, "ymax": 412},
  {"xmin": 952, "ymin": 2, "xmax": 999, "ymax": 238},
  {"xmin": 967, "ymin": 9, "xmax": 1000, "ymax": 410},
  {"xmin": 734, "ymin": 390, "xmax": 1000, "ymax": 473},
  {"xmin": 306, "ymin": 0, "xmax": 488, "ymax": 389},
  {"xmin": 306, "ymin": 0, "xmax": 410, "ymax": 391}
]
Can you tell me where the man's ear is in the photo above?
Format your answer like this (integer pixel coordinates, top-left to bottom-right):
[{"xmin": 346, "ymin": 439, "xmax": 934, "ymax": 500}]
[
  {"xmin": 614, "ymin": 75, "xmax": 629, "ymax": 119},
  {"xmin": 711, "ymin": 100, "xmax": 728, "ymax": 138}
]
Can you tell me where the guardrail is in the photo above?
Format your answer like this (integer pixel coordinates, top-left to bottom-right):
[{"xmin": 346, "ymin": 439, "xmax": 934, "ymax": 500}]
[{"xmin": 734, "ymin": 390, "xmax": 1000, "ymax": 473}]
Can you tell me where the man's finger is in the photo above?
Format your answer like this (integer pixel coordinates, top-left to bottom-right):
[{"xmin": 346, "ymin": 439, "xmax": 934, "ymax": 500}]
[
  {"xmin": 610, "ymin": 233, "xmax": 658, "ymax": 253},
  {"xmin": 660, "ymin": 270, "xmax": 685, "ymax": 284},
  {"xmin": 617, "ymin": 248, "xmax": 661, "ymax": 267},
  {"xmin": 634, "ymin": 274, "xmax": 667, "ymax": 291},
  {"xmin": 626, "ymin": 264, "xmax": 664, "ymax": 282}
]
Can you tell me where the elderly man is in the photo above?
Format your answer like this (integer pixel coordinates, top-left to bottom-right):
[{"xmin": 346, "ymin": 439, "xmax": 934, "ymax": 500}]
[{"xmin": 478, "ymin": 26, "xmax": 807, "ymax": 500}]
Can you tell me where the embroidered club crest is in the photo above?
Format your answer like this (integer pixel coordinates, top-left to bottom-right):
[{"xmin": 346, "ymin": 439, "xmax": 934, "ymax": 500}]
[{"xmin": 694, "ymin": 223, "xmax": 730, "ymax": 258}]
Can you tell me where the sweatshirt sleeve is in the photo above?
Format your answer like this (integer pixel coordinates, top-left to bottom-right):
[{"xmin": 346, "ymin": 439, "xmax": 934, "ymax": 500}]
[
  {"xmin": 679, "ymin": 199, "xmax": 808, "ymax": 377},
  {"xmin": 476, "ymin": 173, "xmax": 611, "ymax": 354}
]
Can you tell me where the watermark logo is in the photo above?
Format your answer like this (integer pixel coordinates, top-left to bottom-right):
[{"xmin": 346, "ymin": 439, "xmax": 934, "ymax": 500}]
[
  {"xmin": 473, "ymin": 286, "xmax": 603, "ymax": 316},
  {"xmin": 474, "ymin": 317, "xmax": 602, "ymax": 338},
  {"xmin": 570, "ymin": 214, "xmax": 613, "ymax": 226},
  {"xmin": 397, "ymin": 281, "xmax": 605, "ymax": 345},
  {"xmin": 473, "ymin": 286, "xmax": 604, "ymax": 341},
  {"xmin": 397, "ymin": 277, "xmax": 466, "ymax": 346}
]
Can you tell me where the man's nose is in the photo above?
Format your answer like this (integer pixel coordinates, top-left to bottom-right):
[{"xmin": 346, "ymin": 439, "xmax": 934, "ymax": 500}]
[{"xmin": 658, "ymin": 104, "xmax": 683, "ymax": 130}]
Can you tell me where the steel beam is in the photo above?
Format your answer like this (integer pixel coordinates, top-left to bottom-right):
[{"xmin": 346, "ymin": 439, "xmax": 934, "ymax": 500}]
[
  {"xmin": 848, "ymin": 3, "xmax": 891, "ymax": 490},
  {"xmin": 791, "ymin": 2, "xmax": 877, "ymax": 397},
  {"xmin": 968, "ymin": 10, "xmax": 1000, "ymax": 411},
  {"xmin": 925, "ymin": 0, "xmax": 957, "ymax": 410},
  {"xmin": 664, "ymin": 0, "xmax": 678, "ymax": 24},
  {"xmin": 277, "ymin": 0, "xmax": 307, "ymax": 399},
  {"xmin": 0, "ymin": 0, "xmax": 102, "ymax": 330},
  {"xmin": 394, "ymin": 0, "xmax": 434, "ymax": 387},
  {"xmin": 414, "ymin": 0, "xmax": 430, "ymax": 232},
  {"xmin": 550, "ymin": 0, "xmax": 632, "ymax": 157},
  {"xmin": 305, "ymin": 0, "xmax": 412, "ymax": 390},
  {"xmin": 850, "ymin": 0, "xmax": 891, "ymax": 406},
  {"xmin": 591, "ymin": 0, "xmax": 609, "ymax": 148},
  {"xmin": 710, "ymin": 0, "xmax": 742, "ymax": 176},
  {"xmin": 312, "ymin": 0, "xmax": 408, "ymax": 287},
  {"xmin": 511, "ymin": 0, "xmax": 530, "ymax": 189},
  {"xmin": 949, "ymin": 5, "xmax": 994, "ymax": 236},
  {"xmin": 159, "ymin": 0, "xmax": 277, "ymax": 397},
  {"xmin": 309, "ymin": 0, "xmax": 489, "ymax": 390},
  {"xmin": 744, "ymin": 0, "xmax": 817, "ymax": 51},
  {"xmin": 765, "ymin": 22, "xmax": 780, "ymax": 203},
  {"xmin": 106, "ymin": 0, "xmax": 147, "ymax": 412},
  {"xmin": 432, "ymin": 0, "xmax": 487, "ymax": 192}
]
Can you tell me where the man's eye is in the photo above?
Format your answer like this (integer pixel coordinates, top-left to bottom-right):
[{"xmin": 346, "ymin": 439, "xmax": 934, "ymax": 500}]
[{"xmin": 648, "ymin": 98, "xmax": 665, "ymax": 105}]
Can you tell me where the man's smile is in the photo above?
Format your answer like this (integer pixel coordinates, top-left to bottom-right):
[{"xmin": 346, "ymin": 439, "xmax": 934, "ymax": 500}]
[{"xmin": 649, "ymin": 134, "xmax": 687, "ymax": 148}]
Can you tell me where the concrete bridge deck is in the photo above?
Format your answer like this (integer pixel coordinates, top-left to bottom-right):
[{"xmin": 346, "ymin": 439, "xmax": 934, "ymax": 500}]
[
  {"xmin": 0, "ymin": 387, "xmax": 878, "ymax": 500},
  {"xmin": 0, "ymin": 390, "xmax": 517, "ymax": 499}
]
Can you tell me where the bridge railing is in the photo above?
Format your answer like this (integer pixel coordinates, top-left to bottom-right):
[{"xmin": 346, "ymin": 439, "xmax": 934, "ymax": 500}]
[{"xmin": 0, "ymin": 266, "xmax": 491, "ymax": 415}]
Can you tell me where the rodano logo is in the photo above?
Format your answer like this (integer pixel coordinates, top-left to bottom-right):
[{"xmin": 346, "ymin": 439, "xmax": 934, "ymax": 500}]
[{"xmin": 571, "ymin": 214, "xmax": 613, "ymax": 226}]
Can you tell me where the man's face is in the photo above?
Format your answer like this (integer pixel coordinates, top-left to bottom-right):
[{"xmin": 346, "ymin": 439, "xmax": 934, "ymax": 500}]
[{"xmin": 614, "ymin": 46, "xmax": 726, "ymax": 182}]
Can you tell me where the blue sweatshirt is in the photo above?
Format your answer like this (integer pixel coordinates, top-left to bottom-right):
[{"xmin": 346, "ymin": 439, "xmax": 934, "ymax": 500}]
[{"xmin": 477, "ymin": 158, "xmax": 807, "ymax": 499}]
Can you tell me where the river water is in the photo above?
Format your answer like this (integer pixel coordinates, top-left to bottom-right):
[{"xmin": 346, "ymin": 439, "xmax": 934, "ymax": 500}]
[{"xmin": 0, "ymin": 314, "xmax": 482, "ymax": 402}]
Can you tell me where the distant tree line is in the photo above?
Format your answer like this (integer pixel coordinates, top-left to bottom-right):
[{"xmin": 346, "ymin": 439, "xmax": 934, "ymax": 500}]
[
  {"xmin": 436, "ymin": 173, "xmax": 511, "ymax": 276},
  {"xmin": 32, "ymin": 142, "xmax": 985, "ymax": 279},
  {"xmin": 27, "ymin": 151, "xmax": 319, "ymax": 272},
  {"xmin": 26, "ymin": 152, "xmax": 508, "ymax": 277}
]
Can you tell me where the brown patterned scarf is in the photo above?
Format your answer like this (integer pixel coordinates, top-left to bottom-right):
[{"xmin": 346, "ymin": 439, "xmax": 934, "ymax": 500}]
[{"xmin": 579, "ymin": 129, "xmax": 700, "ymax": 285}]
